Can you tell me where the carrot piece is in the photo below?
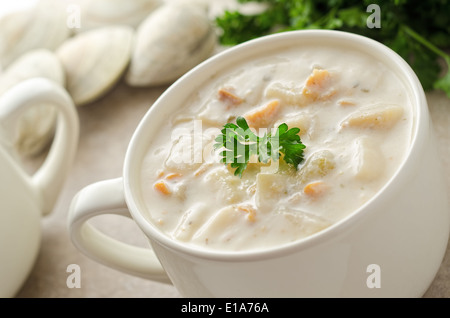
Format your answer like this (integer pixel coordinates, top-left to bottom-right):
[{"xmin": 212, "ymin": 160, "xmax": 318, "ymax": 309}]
[
  {"xmin": 194, "ymin": 165, "xmax": 207, "ymax": 177},
  {"xmin": 237, "ymin": 205, "xmax": 257, "ymax": 222},
  {"xmin": 244, "ymin": 99, "xmax": 280, "ymax": 128},
  {"xmin": 157, "ymin": 170, "xmax": 165, "ymax": 178},
  {"xmin": 305, "ymin": 69, "xmax": 330, "ymax": 88},
  {"xmin": 338, "ymin": 100, "xmax": 356, "ymax": 106},
  {"xmin": 154, "ymin": 181, "xmax": 171, "ymax": 195},
  {"xmin": 218, "ymin": 87, "xmax": 243, "ymax": 106},
  {"xmin": 302, "ymin": 69, "xmax": 334, "ymax": 101},
  {"xmin": 165, "ymin": 173, "xmax": 182, "ymax": 180},
  {"xmin": 303, "ymin": 181, "xmax": 328, "ymax": 198}
]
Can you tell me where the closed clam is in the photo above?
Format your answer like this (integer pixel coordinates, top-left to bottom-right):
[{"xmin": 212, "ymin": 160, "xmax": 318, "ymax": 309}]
[
  {"xmin": 0, "ymin": 0, "xmax": 70, "ymax": 69},
  {"xmin": 56, "ymin": 26, "xmax": 134, "ymax": 106},
  {"xmin": 0, "ymin": 49, "xmax": 65, "ymax": 157},
  {"xmin": 125, "ymin": 2, "xmax": 217, "ymax": 87},
  {"xmin": 76, "ymin": 0, "xmax": 162, "ymax": 31}
]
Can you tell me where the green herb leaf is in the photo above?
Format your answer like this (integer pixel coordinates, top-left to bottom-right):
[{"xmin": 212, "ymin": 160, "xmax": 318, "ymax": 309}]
[
  {"xmin": 214, "ymin": 116, "xmax": 306, "ymax": 177},
  {"xmin": 215, "ymin": 0, "xmax": 450, "ymax": 98},
  {"xmin": 434, "ymin": 57, "xmax": 450, "ymax": 98}
]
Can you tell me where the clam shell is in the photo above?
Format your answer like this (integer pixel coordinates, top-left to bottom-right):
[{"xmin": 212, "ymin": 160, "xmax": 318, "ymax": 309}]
[
  {"xmin": 0, "ymin": 49, "xmax": 65, "ymax": 157},
  {"xmin": 0, "ymin": 0, "xmax": 70, "ymax": 69},
  {"xmin": 77, "ymin": 0, "xmax": 162, "ymax": 31},
  {"xmin": 125, "ymin": 3, "xmax": 217, "ymax": 87},
  {"xmin": 56, "ymin": 26, "xmax": 134, "ymax": 106}
]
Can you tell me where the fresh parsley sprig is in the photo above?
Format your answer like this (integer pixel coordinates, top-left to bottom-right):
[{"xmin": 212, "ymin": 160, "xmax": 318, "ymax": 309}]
[
  {"xmin": 215, "ymin": 0, "xmax": 450, "ymax": 98},
  {"xmin": 213, "ymin": 116, "xmax": 306, "ymax": 177}
]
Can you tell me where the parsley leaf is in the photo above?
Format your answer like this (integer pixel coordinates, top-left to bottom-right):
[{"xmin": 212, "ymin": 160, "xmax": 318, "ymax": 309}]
[
  {"xmin": 434, "ymin": 57, "xmax": 450, "ymax": 97},
  {"xmin": 215, "ymin": 0, "xmax": 450, "ymax": 98},
  {"xmin": 214, "ymin": 117, "xmax": 306, "ymax": 177}
]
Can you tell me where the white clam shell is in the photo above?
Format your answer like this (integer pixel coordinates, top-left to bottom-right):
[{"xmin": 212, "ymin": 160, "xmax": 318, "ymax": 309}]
[
  {"xmin": 0, "ymin": 49, "xmax": 65, "ymax": 157},
  {"xmin": 125, "ymin": 2, "xmax": 217, "ymax": 87},
  {"xmin": 0, "ymin": 0, "xmax": 70, "ymax": 69},
  {"xmin": 77, "ymin": 0, "xmax": 162, "ymax": 31},
  {"xmin": 56, "ymin": 26, "xmax": 134, "ymax": 106}
]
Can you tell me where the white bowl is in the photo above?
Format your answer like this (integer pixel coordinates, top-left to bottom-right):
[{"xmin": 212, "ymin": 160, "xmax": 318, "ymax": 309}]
[{"xmin": 69, "ymin": 30, "xmax": 450, "ymax": 297}]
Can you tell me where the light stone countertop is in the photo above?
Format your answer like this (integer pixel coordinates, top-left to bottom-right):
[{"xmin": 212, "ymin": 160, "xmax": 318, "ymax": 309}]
[{"xmin": 14, "ymin": 78, "xmax": 450, "ymax": 298}]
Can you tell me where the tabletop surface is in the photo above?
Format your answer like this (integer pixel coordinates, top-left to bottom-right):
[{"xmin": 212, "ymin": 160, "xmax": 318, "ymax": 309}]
[{"xmin": 2, "ymin": 0, "xmax": 448, "ymax": 299}]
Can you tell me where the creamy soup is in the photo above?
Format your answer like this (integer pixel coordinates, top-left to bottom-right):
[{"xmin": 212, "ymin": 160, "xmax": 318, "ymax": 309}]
[{"xmin": 140, "ymin": 43, "xmax": 413, "ymax": 252}]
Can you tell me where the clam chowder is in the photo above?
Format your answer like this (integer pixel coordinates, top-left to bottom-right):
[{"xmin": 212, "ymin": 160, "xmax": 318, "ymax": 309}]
[{"xmin": 140, "ymin": 43, "xmax": 413, "ymax": 252}]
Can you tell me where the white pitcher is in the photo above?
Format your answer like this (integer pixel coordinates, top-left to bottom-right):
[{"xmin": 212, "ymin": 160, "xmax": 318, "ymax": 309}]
[{"xmin": 0, "ymin": 78, "xmax": 79, "ymax": 297}]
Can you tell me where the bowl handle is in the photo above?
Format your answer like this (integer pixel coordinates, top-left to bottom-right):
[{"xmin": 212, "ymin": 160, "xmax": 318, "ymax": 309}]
[
  {"xmin": 67, "ymin": 177, "xmax": 171, "ymax": 284},
  {"xmin": 0, "ymin": 78, "xmax": 79, "ymax": 216}
]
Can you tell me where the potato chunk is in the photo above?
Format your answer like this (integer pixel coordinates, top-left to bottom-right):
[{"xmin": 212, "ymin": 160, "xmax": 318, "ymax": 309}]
[
  {"xmin": 192, "ymin": 205, "xmax": 255, "ymax": 246},
  {"xmin": 255, "ymin": 173, "xmax": 289, "ymax": 210},
  {"xmin": 164, "ymin": 130, "xmax": 206, "ymax": 172},
  {"xmin": 173, "ymin": 203, "xmax": 210, "ymax": 242},
  {"xmin": 298, "ymin": 150, "xmax": 335, "ymax": 183},
  {"xmin": 203, "ymin": 167, "xmax": 247, "ymax": 204},
  {"xmin": 341, "ymin": 104, "xmax": 403, "ymax": 129},
  {"xmin": 265, "ymin": 82, "xmax": 305, "ymax": 106},
  {"xmin": 274, "ymin": 113, "xmax": 312, "ymax": 136},
  {"xmin": 282, "ymin": 210, "xmax": 331, "ymax": 238},
  {"xmin": 354, "ymin": 137, "xmax": 385, "ymax": 181}
]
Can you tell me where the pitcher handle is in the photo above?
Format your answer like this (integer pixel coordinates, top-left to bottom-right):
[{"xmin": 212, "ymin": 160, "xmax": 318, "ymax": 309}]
[
  {"xmin": 68, "ymin": 177, "xmax": 171, "ymax": 284},
  {"xmin": 0, "ymin": 78, "xmax": 79, "ymax": 215}
]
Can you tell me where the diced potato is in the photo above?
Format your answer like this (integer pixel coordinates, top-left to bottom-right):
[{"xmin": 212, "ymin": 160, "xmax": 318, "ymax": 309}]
[
  {"xmin": 192, "ymin": 205, "xmax": 254, "ymax": 245},
  {"xmin": 274, "ymin": 113, "xmax": 312, "ymax": 136},
  {"xmin": 265, "ymin": 82, "xmax": 305, "ymax": 106},
  {"xmin": 173, "ymin": 203, "xmax": 210, "ymax": 242},
  {"xmin": 255, "ymin": 173, "xmax": 289, "ymax": 210},
  {"xmin": 298, "ymin": 150, "xmax": 335, "ymax": 183},
  {"xmin": 197, "ymin": 99, "xmax": 233, "ymax": 127},
  {"xmin": 244, "ymin": 99, "xmax": 281, "ymax": 128},
  {"xmin": 203, "ymin": 167, "xmax": 247, "ymax": 204},
  {"xmin": 354, "ymin": 137, "xmax": 385, "ymax": 181},
  {"xmin": 341, "ymin": 104, "xmax": 404, "ymax": 129},
  {"xmin": 282, "ymin": 211, "xmax": 331, "ymax": 238},
  {"xmin": 164, "ymin": 132, "xmax": 204, "ymax": 172}
]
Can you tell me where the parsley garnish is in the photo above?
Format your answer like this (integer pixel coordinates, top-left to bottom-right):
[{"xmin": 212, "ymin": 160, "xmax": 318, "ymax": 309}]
[
  {"xmin": 213, "ymin": 116, "xmax": 306, "ymax": 177},
  {"xmin": 215, "ymin": 0, "xmax": 450, "ymax": 98}
]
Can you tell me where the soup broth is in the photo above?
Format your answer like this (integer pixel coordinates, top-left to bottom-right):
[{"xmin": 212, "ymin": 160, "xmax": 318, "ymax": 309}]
[{"xmin": 140, "ymin": 43, "xmax": 413, "ymax": 251}]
